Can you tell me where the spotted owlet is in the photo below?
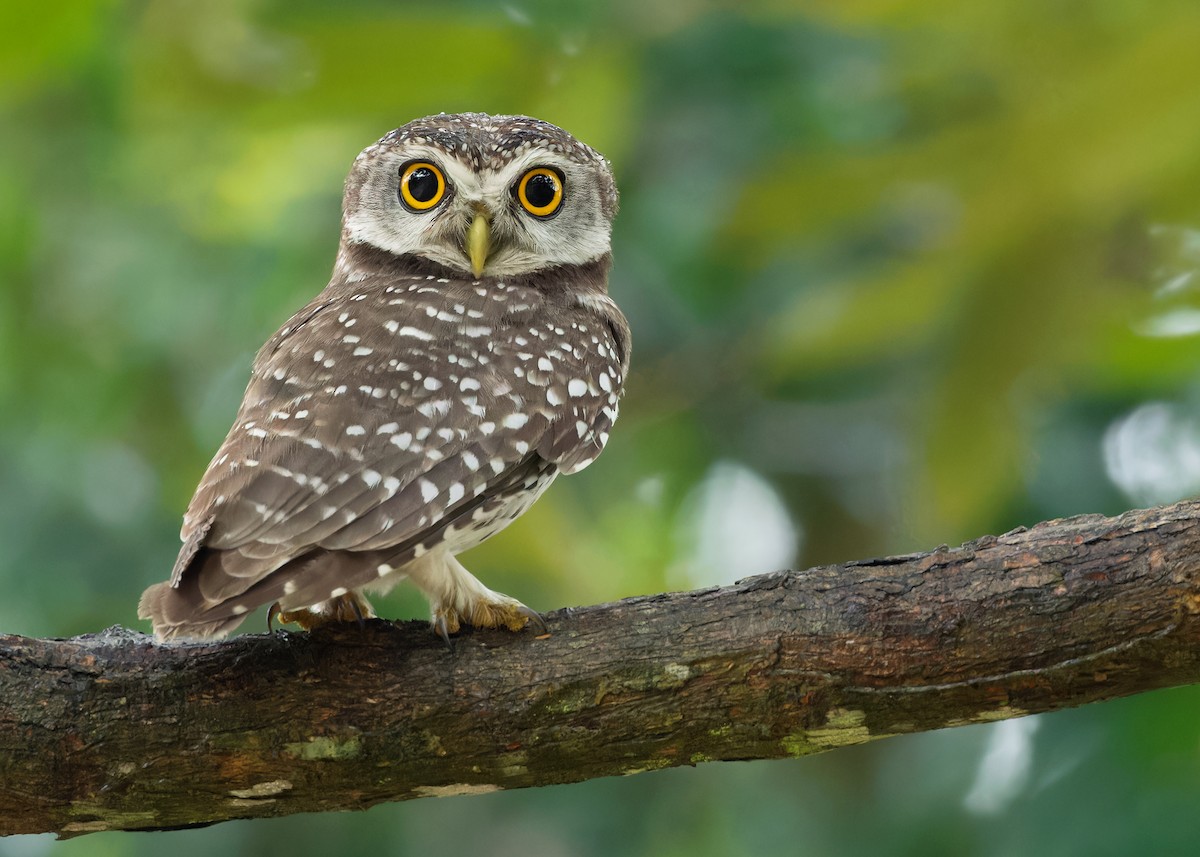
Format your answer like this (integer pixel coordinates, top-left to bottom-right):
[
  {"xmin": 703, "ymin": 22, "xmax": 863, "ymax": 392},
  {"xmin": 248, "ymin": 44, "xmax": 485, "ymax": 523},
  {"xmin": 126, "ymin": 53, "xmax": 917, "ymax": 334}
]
[{"xmin": 138, "ymin": 113, "xmax": 629, "ymax": 641}]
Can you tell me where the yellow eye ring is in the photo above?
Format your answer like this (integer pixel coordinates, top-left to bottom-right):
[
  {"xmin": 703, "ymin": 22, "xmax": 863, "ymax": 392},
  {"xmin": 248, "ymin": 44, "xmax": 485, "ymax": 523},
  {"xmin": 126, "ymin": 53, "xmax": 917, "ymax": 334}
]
[
  {"xmin": 399, "ymin": 161, "xmax": 446, "ymax": 211},
  {"xmin": 516, "ymin": 167, "xmax": 564, "ymax": 217}
]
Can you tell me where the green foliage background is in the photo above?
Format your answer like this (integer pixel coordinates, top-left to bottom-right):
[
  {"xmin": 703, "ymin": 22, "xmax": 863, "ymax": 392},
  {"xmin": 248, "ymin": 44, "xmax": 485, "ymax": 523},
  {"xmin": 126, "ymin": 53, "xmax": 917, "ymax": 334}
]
[{"xmin": 4, "ymin": 1, "xmax": 1200, "ymax": 853}]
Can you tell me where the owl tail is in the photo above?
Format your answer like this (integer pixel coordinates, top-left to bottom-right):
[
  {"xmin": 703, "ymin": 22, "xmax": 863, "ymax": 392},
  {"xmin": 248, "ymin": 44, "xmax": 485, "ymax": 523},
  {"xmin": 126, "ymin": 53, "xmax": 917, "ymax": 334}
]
[{"xmin": 137, "ymin": 581, "xmax": 245, "ymax": 642}]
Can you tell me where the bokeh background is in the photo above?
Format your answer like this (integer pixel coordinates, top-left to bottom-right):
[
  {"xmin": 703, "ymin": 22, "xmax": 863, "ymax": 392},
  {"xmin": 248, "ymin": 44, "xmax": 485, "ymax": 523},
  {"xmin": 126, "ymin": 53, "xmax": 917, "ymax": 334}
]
[{"xmin": 4, "ymin": 0, "xmax": 1200, "ymax": 854}]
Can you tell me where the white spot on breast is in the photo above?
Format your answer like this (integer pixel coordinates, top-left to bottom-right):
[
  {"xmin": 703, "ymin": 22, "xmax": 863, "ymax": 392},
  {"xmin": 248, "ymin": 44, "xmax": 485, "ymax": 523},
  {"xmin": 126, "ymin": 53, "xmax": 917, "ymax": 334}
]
[
  {"xmin": 546, "ymin": 388, "xmax": 564, "ymax": 406},
  {"xmin": 462, "ymin": 451, "xmax": 480, "ymax": 471},
  {"xmin": 398, "ymin": 326, "xmax": 434, "ymax": 341},
  {"xmin": 447, "ymin": 482, "xmax": 465, "ymax": 504},
  {"xmin": 346, "ymin": 425, "xmax": 366, "ymax": 436},
  {"xmin": 416, "ymin": 400, "xmax": 452, "ymax": 419},
  {"xmin": 502, "ymin": 413, "xmax": 528, "ymax": 430},
  {"xmin": 599, "ymin": 373, "xmax": 613, "ymax": 392},
  {"xmin": 391, "ymin": 431, "xmax": 413, "ymax": 450},
  {"xmin": 353, "ymin": 346, "xmax": 374, "ymax": 356},
  {"xmin": 423, "ymin": 377, "xmax": 443, "ymax": 391},
  {"xmin": 343, "ymin": 334, "xmax": 360, "ymax": 344},
  {"xmin": 362, "ymin": 469, "xmax": 382, "ymax": 488},
  {"xmin": 460, "ymin": 377, "xmax": 481, "ymax": 391},
  {"xmin": 377, "ymin": 422, "xmax": 399, "ymax": 434},
  {"xmin": 537, "ymin": 357, "xmax": 553, "ymax": 372},
  {"xmin": 419, "ymin": 478, "xmax": 439, "ymax": 503},
  {"xmin": 384, "ymin": 320, "xmax": 399, "ymax": 333},
  {"xmin": 576, "ymin": 420, "xmax": 590, "ymax": 437}
]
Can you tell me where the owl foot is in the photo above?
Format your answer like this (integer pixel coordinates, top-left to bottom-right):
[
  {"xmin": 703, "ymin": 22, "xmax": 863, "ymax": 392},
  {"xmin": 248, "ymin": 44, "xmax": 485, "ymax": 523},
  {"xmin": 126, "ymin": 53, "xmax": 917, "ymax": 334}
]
[
  {"xmin": 271, "ymin": 591, "xmax": 376, "ymax": 632},
  {"xmin": 432, "ymin": 597, "xmax": 547, "ymax": 640},
  {"xmin": 405, "ymin": 551, "xmax": 548, "ymax": 643}
]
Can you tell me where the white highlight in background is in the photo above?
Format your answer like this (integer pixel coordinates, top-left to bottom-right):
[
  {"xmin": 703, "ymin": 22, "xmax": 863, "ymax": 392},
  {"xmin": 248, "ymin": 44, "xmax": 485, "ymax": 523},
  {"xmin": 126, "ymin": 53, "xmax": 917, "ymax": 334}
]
[
  {"xmin": 669, "ymin": 460, "xmax": 801, "ymax": 589},
  {"xmin": 1103, "ymin": 402, "xmax": 1200, "ymax": 507},
  {"xmin": 963, "ymin": 717, "xmax": 1041, "ymax": 816}
]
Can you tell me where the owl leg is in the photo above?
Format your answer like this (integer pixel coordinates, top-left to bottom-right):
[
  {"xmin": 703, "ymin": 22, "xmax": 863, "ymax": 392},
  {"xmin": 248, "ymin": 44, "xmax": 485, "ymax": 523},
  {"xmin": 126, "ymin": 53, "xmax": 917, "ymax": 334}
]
[
  {"xmin": 274, "ymin": 591, "xmax": 377, "ymax": 631},
  {"xmin": 404, "ymin": 550, "xmax": 546, "ymax": 638}
]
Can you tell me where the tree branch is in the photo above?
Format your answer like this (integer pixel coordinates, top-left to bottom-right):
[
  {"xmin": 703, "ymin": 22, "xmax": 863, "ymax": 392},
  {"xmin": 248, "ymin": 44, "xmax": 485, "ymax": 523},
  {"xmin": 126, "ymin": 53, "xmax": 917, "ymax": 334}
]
[{"xmin": 4, "ymin": 501, "xmax": 1200, "ymax": 837}]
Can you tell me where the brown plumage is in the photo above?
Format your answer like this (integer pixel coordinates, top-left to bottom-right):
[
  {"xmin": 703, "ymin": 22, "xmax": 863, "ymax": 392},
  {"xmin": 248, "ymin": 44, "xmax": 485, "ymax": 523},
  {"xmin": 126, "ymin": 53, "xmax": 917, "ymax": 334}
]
[{"xmin": 139, "ymin": 114, "xmax": 629, "ymax": 640}]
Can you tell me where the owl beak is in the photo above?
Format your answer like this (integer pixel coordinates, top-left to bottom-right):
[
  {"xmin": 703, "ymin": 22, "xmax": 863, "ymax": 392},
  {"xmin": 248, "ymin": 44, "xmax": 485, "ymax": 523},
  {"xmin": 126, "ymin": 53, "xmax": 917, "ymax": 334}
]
[{"xmin": 466, "ymin": 213, "xmax": 491, "ymax": 278}]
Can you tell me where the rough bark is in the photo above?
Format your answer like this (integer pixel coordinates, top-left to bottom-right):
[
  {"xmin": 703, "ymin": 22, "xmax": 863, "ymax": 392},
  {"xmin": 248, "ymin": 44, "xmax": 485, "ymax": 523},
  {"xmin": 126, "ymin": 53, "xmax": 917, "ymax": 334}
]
[{"xmin": 3, "ymin": 501, "xmax": 1200, "ymax": 837}]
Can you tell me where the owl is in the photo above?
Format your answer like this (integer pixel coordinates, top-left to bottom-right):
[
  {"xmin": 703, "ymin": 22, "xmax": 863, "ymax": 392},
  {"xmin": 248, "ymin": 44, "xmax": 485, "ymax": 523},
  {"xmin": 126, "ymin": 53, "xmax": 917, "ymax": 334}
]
[{"xmin": 138, "ymin": 113, "xmax": 629, "ymax": 641}]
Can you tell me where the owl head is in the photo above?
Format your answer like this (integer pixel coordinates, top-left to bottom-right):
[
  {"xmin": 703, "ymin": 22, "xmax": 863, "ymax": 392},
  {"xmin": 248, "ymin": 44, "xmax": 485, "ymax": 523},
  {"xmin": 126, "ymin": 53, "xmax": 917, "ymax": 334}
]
[{"xmin": 339, "ymin": 113, "xmax": 618, "ymax": 279}]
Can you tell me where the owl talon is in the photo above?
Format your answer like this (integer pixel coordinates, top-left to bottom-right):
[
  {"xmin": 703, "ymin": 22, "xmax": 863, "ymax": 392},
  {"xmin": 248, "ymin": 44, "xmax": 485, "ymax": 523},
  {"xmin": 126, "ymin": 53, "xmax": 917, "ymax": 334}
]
[
  {"xmin": 267, "ymin": 602, "xmax": 282, "ymax": 635},
  {"xmin": 433, "ymin": 614, "xmax": 455, "ymax": 650},
  {"xmin": 348, "ymin": 596, "xmax": 368, "ymax": 630},
  {"xmin": 517, "ymin": 605, "xmax": 548, "ymax": 636}
]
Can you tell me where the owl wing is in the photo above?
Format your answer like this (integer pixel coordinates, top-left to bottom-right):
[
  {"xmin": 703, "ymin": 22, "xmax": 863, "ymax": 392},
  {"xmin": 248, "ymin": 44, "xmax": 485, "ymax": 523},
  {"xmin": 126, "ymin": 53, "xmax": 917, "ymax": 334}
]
[
  {"xmin": 533, "ymin": 293, "xmax": 630, "ymax": 474},
  {"xmin": 169, "ymin": 276, "xmax": 628, "ymax": 610}
]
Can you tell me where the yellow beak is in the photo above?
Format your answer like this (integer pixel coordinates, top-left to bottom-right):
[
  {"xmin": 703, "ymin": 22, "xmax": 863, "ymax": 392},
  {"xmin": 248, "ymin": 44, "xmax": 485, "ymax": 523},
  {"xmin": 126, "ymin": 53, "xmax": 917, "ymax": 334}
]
[{"xmin": 466, "ymin": 213, "xmax": 491, "ymax": 278}]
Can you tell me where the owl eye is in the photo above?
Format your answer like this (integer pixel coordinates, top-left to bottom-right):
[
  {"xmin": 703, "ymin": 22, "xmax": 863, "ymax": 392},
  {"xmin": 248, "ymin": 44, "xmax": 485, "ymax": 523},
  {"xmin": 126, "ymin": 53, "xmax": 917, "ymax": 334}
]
[
  {"xmin": 516, "ymin": 167, "xmax": 564, "ymax": 218},
  {"xmin": 399, "ymin": 161, "xmax": 447, "ymax": 211}
]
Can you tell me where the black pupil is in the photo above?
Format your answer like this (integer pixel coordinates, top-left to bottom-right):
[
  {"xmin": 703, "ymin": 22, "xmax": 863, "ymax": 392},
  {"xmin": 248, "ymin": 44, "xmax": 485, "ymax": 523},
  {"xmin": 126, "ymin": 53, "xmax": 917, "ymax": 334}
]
[
  {"xmin": 407, "ymin": 167, "xmax": 439, "ymax": 202},
  {"xmin": 526, "ymin": 173, "xmax": 558, "ymax": 208}
]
